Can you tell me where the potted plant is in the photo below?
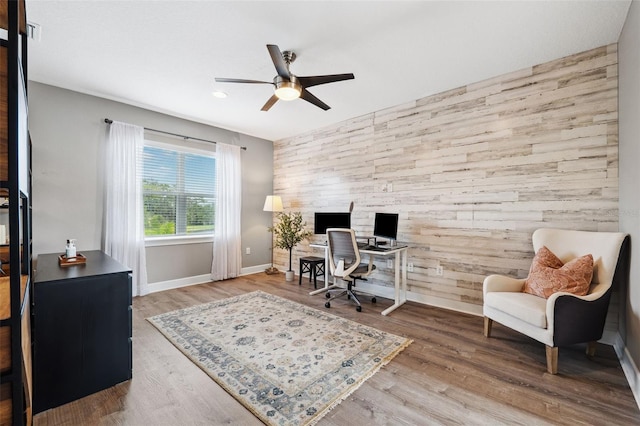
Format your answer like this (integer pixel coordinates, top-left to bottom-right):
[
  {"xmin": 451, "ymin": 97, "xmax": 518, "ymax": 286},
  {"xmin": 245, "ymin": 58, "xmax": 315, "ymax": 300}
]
[{"xmin": 270, "ymin": 212, "xmax": 312, "ymax": 281}]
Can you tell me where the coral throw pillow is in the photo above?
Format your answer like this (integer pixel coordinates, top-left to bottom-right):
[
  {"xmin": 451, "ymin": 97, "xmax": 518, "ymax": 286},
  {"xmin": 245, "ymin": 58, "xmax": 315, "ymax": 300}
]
[{"xmin": 523, "ymin": 246, "xmax": 594, "ymax": 299}]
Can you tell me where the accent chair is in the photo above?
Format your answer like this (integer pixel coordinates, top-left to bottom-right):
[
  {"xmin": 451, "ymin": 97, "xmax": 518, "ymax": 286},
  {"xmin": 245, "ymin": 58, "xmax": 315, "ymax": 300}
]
[{"xmin": 483, "ymin": 228, "xmax": 629, "ymax": 374}]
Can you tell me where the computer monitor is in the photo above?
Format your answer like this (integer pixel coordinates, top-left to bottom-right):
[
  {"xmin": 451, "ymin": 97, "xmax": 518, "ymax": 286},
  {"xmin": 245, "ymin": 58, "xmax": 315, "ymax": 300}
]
[
  {"xmin": 373, "ymin": 213, "xmax": 399, "ymax": 242},
  {"xmin": 314, "ymin": 212, "xmax": 351, "ymax": 234}
]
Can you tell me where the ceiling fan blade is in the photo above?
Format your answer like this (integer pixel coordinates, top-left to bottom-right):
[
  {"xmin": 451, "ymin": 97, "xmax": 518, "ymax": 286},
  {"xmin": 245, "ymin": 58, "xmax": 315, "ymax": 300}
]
[
  {"xmin": 300, "ymin": 89, "xmax": 330, "ymax": 111},
  {"xmin": 266, "ymin": 44, "xmax": 290, "ymax": 79},
  {"xmin": 297, "ymin": 73, "xmax": 355, "ymax": 88},
  {"xmin": 215, "ymin": 77, "xmax": 273, "ymax": 85},
  {"xmin": 261, "ymin": 94, "xmax": 279, "ymax": 111}
]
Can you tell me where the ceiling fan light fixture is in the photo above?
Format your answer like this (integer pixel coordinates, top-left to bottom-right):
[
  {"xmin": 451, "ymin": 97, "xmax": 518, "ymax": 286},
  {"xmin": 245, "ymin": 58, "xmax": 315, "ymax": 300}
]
[
  {"xmin": 274, "ymin": 76, "xmax": 301, "ymax": 101},
  {"xmin": 217, "ymin": 44, "xmax": 354, "ymax": 111},
  {"xmin": 275, "ymin": 85, "xmax": 300, "ymax": 100}
]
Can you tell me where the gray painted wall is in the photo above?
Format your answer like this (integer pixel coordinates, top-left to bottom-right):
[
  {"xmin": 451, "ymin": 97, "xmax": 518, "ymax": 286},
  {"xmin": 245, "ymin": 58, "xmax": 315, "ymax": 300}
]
[
  {"xmin": 619, "ymin": 0, "xmax": 640, "ymax": 376},
  {"xmin": 28, "ymin": 82, "xmax": 273, "ymax": 283}
]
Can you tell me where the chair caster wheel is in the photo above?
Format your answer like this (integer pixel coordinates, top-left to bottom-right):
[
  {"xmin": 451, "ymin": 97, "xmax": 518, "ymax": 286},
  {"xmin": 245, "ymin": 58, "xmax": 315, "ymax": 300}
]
[
  {"xmin": 325, "ymin": 292, "xmax": 331, "ymax": 299},
  {"xmin": 356, "ymin": 306, "xmax": 362, "ymax": 312},
  {"xmin": 347, "ymin": 294, "xmax": 351, "ymax": 300},
  {"xmin": 371, "ymin": 297, "xmax": 377, "ymax": 304},
  {"xmin": 325, "ymin": 302, "xmax": 331, "ymax": 308}
]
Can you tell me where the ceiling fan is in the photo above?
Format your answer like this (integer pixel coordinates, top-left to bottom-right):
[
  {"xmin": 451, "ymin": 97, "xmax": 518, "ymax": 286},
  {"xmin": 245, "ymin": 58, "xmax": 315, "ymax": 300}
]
[{"xmin": 215, "ymin": 44, "xmax": 355, "ymax": 111}]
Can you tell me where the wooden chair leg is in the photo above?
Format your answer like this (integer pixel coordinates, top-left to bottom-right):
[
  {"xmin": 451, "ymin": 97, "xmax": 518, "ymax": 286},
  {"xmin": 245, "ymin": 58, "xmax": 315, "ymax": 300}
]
[
  {"xmin": 312, "ymin": 264, "xmax": 317, "ymax": 289},
  {"xmin": 299, "ymin": 261, "xmax": 303, "ymax": 285},
  {"xmin": 546, "ymin": 346, "xmax": 558, "ymax": 374},
  {"xmin": 483, "ymin": 317, "xmax": 493, "ymax": 337},
  {"xmin": 586, "ymin": 341, "xmax": 597, "ymax": 357}
]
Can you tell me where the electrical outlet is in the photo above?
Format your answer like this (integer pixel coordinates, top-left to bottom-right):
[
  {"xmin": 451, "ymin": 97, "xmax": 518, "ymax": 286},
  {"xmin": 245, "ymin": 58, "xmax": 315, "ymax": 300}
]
[
  {"xmin": 245, "ymin": 247, "xmax": 251, "ymax": 255},
  {"xmin": 436, "ymin": 264, "xmax": 444, "ymax": 276},
  {"xmin": 408, "ymin": 262, "xmax": 414, "ymax": 272},
  {"xmin": 386, "ymin": 259, "xmax": 393, "ymax": 269}
]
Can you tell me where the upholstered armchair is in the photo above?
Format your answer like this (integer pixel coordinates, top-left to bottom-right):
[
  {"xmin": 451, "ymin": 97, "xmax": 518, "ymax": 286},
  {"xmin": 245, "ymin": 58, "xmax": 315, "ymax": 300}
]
[{"xmin": 483, "ymin": 228, "xmax": 629, "ymax": 374}]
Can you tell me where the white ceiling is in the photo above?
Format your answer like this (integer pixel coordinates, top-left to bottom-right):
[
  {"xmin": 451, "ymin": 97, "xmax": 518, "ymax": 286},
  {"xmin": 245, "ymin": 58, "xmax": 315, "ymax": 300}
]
[{"xmin": 26, "ymin": 1, "xmax": 631, "ymax": 142}]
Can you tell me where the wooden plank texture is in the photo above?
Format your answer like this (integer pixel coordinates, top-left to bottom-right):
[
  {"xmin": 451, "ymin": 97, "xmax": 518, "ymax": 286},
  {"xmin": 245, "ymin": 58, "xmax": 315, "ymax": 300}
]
[
  {"xmin": 273, "ymin": 44, "xmax": 620, "ymax": 317},
  {"xmin": 0, "ymin": 0, "xmax": 27, "ymax": 34},
  {"xmin": 0, "ymin": 325, "xmax": 9, "ymax": 373},
  {"xmin": 0, "ymin": 383, "xmax": 11, "ymax": 425}
]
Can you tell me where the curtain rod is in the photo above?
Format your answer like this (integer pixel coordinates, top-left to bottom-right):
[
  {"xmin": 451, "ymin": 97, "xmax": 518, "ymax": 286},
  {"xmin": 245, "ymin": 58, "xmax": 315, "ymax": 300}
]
[{"xmin": 104, "ymin": 118, "xmax": 247, "ymax": 150}]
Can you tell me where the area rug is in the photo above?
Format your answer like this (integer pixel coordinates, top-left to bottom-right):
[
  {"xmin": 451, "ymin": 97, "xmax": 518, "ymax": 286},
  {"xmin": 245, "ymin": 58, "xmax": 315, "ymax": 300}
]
[{"xmin": 147, "ymin": 290, "xmax": 412, "ymax": 425}]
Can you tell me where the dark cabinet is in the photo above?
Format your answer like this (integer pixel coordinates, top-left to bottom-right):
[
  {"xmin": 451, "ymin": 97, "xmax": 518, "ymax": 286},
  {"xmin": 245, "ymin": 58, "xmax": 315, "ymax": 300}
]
[{"xmin": 32, "ymin": 250, "xmax": 132, "ymax": 414}]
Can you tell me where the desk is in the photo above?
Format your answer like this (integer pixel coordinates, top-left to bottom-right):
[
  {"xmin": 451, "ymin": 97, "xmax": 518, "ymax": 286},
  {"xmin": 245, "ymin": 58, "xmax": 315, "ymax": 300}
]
[{"xmin": 309, "ymin": 243, "xmax": 408, "ymax": 316}]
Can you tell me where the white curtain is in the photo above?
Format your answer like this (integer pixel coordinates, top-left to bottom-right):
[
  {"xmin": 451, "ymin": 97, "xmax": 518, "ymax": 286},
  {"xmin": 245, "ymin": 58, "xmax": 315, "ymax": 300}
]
[
  {"xmin": 104, "ymin": 121, "xmax": 148, "ymax": 296},
  {"xmin": 211, "ymin": 142, "xmax": 242, "ymax": 281}
]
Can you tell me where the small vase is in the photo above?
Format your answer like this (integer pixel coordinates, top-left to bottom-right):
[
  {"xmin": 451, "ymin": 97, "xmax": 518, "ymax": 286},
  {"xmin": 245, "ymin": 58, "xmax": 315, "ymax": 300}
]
[{"xmin": 285, "ymin": 270, "xmax": 294, "ymax": 281}]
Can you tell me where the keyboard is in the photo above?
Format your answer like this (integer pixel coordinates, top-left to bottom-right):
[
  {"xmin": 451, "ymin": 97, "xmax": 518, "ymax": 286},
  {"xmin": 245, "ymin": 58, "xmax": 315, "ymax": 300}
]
[{"xmin": 362, "ymin": 245, "xmax": 389, "ymax": 252}]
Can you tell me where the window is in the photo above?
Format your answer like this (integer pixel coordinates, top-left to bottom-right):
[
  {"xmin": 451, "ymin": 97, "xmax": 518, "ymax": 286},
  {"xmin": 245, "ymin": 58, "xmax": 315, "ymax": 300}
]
[{"xmin": 142, "ymin": 141, "xmax": 216, "ymax": 239}]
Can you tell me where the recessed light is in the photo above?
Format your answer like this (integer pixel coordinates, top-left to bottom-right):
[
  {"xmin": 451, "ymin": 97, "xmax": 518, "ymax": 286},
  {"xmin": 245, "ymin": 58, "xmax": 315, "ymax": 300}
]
[{"xmin": 212, "ymin": 91, "xmax": 227, "ymax": 99}]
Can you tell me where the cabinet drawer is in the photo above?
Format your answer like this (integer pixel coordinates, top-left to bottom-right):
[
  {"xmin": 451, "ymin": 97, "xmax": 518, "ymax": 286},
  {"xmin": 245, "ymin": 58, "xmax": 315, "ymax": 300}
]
[{"xmin": 33, "ymin": 270, "xmax": 132, "ymax": 413}]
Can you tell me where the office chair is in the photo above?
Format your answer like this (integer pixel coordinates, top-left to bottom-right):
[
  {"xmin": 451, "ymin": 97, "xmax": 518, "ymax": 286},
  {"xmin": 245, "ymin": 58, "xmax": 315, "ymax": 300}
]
[{"xmin": 324, "ymin": 228, "xmax": 376, "ymax": 312}]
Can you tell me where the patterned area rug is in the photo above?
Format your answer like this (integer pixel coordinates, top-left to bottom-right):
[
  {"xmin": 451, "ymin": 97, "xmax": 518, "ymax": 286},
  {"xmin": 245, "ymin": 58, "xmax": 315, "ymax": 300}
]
[{"xmin": 147, "ymin": 291, "xmax": 412, "ymax": 425}]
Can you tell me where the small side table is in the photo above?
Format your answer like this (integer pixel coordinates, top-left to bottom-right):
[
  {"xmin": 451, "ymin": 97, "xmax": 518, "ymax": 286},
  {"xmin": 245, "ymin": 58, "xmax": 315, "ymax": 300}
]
[{"xmin": 299, "ymin": 256, "xmax": 325, "ymax": 289}]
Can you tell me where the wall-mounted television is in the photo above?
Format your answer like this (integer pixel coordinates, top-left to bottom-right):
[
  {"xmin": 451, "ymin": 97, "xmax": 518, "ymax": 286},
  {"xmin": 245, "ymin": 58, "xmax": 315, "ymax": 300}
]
[
  {"xmin": 373, "ymin": 212, "xmax": 399, "ymax": 241},
  {"xmin": 314, "ymin": 212, "xmax": 351, "ymax": 235}
]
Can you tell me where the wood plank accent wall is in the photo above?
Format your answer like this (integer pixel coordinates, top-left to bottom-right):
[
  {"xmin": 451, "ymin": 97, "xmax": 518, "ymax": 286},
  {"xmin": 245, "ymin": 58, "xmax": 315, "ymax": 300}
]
[{"xmin": 273, "ymin": 44, "xmax": 619, "ymax": 313}]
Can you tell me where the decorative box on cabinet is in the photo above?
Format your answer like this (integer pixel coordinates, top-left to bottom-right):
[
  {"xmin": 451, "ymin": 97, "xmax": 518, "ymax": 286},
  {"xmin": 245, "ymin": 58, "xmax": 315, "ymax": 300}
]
[{"xmin": 32, "ymin": 250, "xmax": 132, "ymax": 414}]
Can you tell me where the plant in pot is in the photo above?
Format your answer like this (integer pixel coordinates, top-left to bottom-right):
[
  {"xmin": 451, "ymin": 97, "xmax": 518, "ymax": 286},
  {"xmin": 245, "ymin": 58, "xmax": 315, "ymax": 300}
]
[{"xmin": 269, "ymin": 211, "xmax": 312, "ymax": 281}]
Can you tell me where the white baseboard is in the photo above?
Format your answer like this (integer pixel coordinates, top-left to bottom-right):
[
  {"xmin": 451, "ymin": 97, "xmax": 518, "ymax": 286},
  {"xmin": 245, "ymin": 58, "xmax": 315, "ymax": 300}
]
[
  {"xmin": 147, "ymin": 274, "xmax": 213, "ymax": 294},
  {"xmin": 342, "ymin": 280, "xmax": 483, "ymax": 316},
  {"xmin": 147, "ymin": 265, "xmax": 269, "ymax": 294},
  {"xmin": 613, "ymin": 332, "xmax": 640, "ymax": 410},
  {"xmin": 408, "ymin": 289, "xmax": 484, "ymax": 316},
  {"xmin": 241, "ymin": 263, "xmax": 271, "ymax": 276},
  {"xmin": 601, "ymin": 330, "xmax": 618, "ymax": 346}
]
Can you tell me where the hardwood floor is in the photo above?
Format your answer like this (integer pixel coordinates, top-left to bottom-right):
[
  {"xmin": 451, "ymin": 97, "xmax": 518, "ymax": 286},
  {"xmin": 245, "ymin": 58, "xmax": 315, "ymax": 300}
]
[{"xmin": 34, "ymin": 273, "xmax": 639, "ymax": 425}]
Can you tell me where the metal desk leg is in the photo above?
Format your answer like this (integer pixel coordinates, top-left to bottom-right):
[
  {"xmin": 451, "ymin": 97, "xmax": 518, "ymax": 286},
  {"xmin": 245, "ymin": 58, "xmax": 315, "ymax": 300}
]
[
  {"xmin": 401, "ymin": 249, "xmax": 408, "ymax": 302},
  {"xmin": 309, "ymin": 246, "xmax": 337, "ymax": 295},
  {"xmin": 381, "ymin": 249, "xmax": 408, "ymax": 316}
]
